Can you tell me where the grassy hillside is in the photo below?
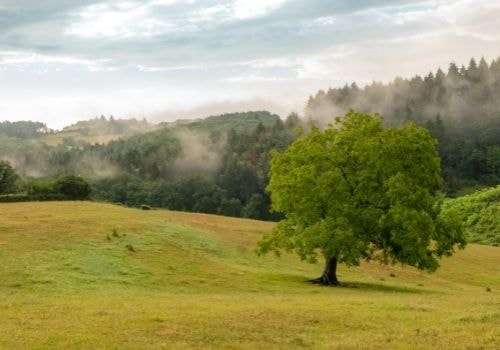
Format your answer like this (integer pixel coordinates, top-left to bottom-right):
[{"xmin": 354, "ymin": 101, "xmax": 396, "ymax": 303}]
[
  {"xmin": 40, "ymin": 118, "xmax": 155, "ymax": 146},
  {"xmin": 0, "ymin": 202, "xmax": 499, "ymax": 349},
  {"xmin": 443, "ymin": 186, "xmax": 500, "ymax": 245},
  {"xmin": 41, "ymin": 131, "xmax": 123, "ymax": 146}
]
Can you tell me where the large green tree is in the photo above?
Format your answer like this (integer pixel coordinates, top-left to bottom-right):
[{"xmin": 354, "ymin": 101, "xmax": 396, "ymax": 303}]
[{"xmin": 257, "ymin": 111, "xmax": 465, "ymax": 285}]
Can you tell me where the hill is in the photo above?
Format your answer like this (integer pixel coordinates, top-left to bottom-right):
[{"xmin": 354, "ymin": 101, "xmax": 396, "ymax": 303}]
[
  {"xmin": 443, "ymin": 186, "xmax": 500, "ymax": 246},
  {"xmin": 0, "ymin": 202, "xmax": 498, "ymax": 349},
  {"xmin": 41, "ymin": 117, "xmax": 156, "ymax": 146},
  {"xmin": 1, "ymin": 111, "xmax": 297, "ymax": 220},
  {"xmin": 160, "ymin": 110, "xmax": 281, "ymax": 133},
  {"xmin": 39, "ymin": 111, "xmax": 280, "ymax": 146}
]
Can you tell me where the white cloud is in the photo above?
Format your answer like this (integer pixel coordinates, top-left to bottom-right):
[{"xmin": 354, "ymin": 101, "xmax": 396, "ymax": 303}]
[
  {"xmin": 65, "ymin": 0, "xmax": 189, "ymax": 39},
  {"xmin": 191, "ymin": 0, "xmax": 287, "ymax": 24},
  {"xmin": 238, "ymin": 45, "xmax": 358, "ymax": 80},
  {"xmin": 232, "ymin": 0, "xmax": 287, "ymax": 20},
  {"xmin": 221, "ymin": 75, "xmax": 291, "ymax": 83},
  {"xmin": 1, "ymin": 0, "xmax": 500, "ymax": 127},
  {"xmin": 0, "ymin": 51, "xmax": 110, "ymax": 71}
]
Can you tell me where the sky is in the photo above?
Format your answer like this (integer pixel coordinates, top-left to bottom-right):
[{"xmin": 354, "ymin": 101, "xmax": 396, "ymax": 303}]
[{"xmin": 0, "ymin": 0, "xmax": 499, "ymax": 129}]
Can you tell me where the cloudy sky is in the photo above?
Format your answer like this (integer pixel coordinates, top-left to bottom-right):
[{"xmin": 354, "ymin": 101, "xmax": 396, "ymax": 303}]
[{"xmin": 0, "ymin": 0, "xmax": 499, "ymax": 128}]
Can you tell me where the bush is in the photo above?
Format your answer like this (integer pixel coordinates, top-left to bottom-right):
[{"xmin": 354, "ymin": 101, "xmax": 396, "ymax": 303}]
[{"xmin": 53, "ymin": 175, "xmax": 91, "ymax": 199}]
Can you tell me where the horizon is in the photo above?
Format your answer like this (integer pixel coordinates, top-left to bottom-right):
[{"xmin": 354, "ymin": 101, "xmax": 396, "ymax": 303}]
[{"xmin": 0, "ymin": 0, "xmax": 499, "ymax": 129}]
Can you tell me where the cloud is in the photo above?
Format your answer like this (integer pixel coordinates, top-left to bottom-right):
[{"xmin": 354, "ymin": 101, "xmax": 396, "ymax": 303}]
[
  {"xmin": 0, "ymin": 0, "xmax": 499, "ymax": 127},
  {"xmin": 65, "ymin": 1, "xmax": 189, "ymax": 39},
  {"xmin": 0, "ymin": 51, "xmax": 110, "ymax": 71},
  {"xmin": 220, "ymin": 75, "xmax": 291, "ymax": 83},
  {"xmin": 232, "ymin": 0, "xmax": 287, "ymax": 19}
]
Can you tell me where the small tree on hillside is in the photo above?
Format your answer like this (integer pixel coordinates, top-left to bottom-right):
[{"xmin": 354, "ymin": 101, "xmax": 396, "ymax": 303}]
[
  {"xmin": 257, "ymin": 111, "xmax": 465, "ymax": 285},
  {"xmin": 0, "ymin": 160, "xmax": 19, "ymax": 194}
]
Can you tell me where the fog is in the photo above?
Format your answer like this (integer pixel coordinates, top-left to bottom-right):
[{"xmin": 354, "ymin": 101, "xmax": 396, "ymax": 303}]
[
  {"xmin": 171, "ymin": 129, "xmax": 226, "ymax": 178},
  {"xmin": 306, "ymin": 58, "xmax": 500, "ymax": 135}
]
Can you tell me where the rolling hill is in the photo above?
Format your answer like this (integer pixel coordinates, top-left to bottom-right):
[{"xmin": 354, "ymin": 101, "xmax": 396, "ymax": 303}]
[{"xmin": 0, "ymin": 201, "xmax": 498, "ymax": 349}]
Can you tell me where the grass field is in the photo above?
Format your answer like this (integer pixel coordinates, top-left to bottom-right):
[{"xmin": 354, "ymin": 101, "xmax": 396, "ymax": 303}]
[
  {"xmin": 0, "ymin": 202, "xmax": 498, "ymax": 349},
  {"xmin": 40, "ymin": 131, "xmax": 122, "ymax": 146}
]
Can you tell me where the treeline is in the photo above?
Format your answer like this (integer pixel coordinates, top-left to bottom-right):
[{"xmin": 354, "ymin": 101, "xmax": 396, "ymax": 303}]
[
  {"xmin": 306, "ymin": 57, "xmax": 500, "ymax": 193},
  {"xmin": 0, "ymin": 111, "xmax": 300, "ymax": 220},
  {"xmin": 63, "ymin": 115, "xmax": 153, "ymax": 136},
  {"xmin": 0, "ymin": 160, "xmax": 91, "ymax": 202},
  {"xmin": 90, "ymin": 112, "xmax": 299, "ymax": 219},
  {"xmin": 0, "ymin": 121, "xmax": 49, "ymax": 138}
]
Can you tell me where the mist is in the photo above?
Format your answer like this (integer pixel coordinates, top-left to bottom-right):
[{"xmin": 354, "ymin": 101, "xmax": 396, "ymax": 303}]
[
  {"xmin": 170, "ymin": 129, "xmax": 226, "ymax": 178},
  {"xmin": 149, "ymin": 98, "xmax": 293, "ymax": 124},
  {"xmin": 305, "ymin": 57, "xmax": 500, "ymax": 135}
]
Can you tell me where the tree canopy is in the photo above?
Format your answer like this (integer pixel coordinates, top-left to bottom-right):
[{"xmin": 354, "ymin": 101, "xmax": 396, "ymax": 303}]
[
  {"xmin": 53, "ymin": 175, "xmax": 91, "ymax": 200},
  {"xmin": 257, "ymin": 111, "xmax": 466, "ymax": 285}
]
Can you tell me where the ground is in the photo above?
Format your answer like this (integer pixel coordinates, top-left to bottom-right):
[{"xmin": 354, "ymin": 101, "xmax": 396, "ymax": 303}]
[{"xmin": 0, "ymin": 202, "xmax": 498, "ymax": 349}]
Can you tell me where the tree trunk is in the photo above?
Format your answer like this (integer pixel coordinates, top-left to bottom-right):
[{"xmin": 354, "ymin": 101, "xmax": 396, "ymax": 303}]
[{"xmin": 309, "ymin": 256, "xmax": 339, "ymax": 286}]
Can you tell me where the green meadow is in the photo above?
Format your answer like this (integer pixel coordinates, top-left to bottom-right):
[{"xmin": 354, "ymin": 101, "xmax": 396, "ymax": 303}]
[{"xmin": 0, "ymin": 202, "xmax": 498, "ymax": 349}]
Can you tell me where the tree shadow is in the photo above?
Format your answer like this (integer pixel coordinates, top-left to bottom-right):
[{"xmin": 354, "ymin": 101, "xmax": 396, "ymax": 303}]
[{"xmin": 312, "ymin": 280, "xmax": 434, "ymax": 294}]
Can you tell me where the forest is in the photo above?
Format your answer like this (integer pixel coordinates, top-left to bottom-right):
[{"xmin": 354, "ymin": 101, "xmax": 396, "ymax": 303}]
[
  {"xmin": 0, "ymin": 111, "xmax": 299, "ymax": 220},
  {"xmin": 1, "ymin": 57, "xmax": 499, "ymax": 220},
  {"xmin": 306, "ymin": 57, "xmax": 500, "ymax": 194}
]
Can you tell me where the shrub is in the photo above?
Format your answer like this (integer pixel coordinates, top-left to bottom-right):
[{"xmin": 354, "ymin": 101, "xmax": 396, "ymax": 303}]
[{"xmin": 53, "ymin": 175, "xmax": 91, "ymax": 199}]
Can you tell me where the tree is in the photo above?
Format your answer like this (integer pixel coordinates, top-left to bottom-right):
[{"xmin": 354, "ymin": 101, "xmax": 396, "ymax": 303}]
[
  {"xmin": 257, "ymin": 111, "xmax": 465, "ymax": 286},
  {"xmin": 0, "ymin": 160, "xmax": 19, "ymax": 194},
  {"xmin": 54, "ymin": 175, "xmax": 91, "ymax": 199}
]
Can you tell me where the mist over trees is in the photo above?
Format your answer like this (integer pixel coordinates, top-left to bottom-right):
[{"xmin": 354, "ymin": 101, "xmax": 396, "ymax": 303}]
[
  {"xmin": 0, "ymin": 111, "xmax": 300, "ymax": 219},
  {"xmin": 90, "ymin": 111, "xmax": 299, "ymax": 219},
  {"xmin": 305, "ymin": 57, "xmax": 500, "ymax": 193},
  {"xmin": 1, "ymin": 57, "xmax": 499, "ymax": 218}
]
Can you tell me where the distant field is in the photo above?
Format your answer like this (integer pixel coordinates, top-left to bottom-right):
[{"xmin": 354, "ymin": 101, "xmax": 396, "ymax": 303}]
[
  {"xmin": 40, "ymin": 131, "xmax": 122, "ymax": 145},
  {"xmin": 0, "ymin": 202, "xmax": 498, "ymax": 349}
]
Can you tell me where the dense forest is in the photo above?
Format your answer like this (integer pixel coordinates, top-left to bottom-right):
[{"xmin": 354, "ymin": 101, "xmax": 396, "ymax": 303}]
[
  {"xmin": 1, "ymin": 57, "xmax": 499, "ymax": 219},
  {"xmin": 0, "ymin": 111, "xmax": 300, "ymax": 220},
  {"xmin": 306, "ymin": 57, "xmax": 500, "ymax": 193}
]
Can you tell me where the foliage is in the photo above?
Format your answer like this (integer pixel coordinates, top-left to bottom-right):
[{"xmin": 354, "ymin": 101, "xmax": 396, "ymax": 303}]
[
  {"xmin": 0, "ymin": 160, "xmax": 19, "ymax": 194},
  {"xmin": 306, "ymin": 57, "xmax": 500, "ymax": 194},
  {"xmin": 89, "ymin": 113, "xmax": 299, "ymax": 219},
  {"xmin": 258, "ymin": 111, "xmax": 466, "ymax": 284},
  {"xmin": 442, "ymin": 185, "xmax": 500, "ymax": 245},
  {"xmin": 53, "ymin": 175, "xmax": 91, "ymax": 199}
]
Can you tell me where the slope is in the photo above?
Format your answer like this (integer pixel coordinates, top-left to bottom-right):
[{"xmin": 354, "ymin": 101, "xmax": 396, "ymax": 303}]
[
  {"xmin": 443, "ymin": 185, "xmax": 500, "ymax": 245},
  {"xmin": 0, "ymin": 202, "xmax": 498, "ymax": 349}
]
